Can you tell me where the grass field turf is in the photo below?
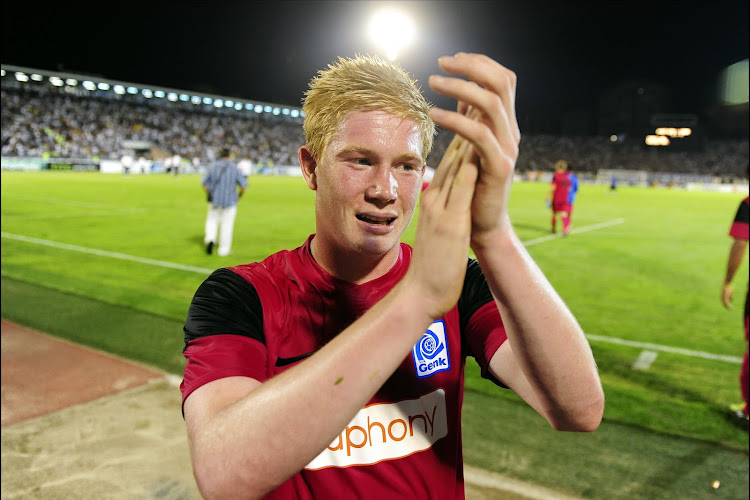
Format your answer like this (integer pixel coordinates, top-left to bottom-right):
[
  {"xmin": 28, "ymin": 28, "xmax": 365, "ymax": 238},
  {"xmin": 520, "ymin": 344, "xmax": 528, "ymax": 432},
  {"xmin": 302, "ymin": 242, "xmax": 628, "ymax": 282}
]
[{"xmin": 2, "ymin": 170, "xmax": 748, "ymax": 499}]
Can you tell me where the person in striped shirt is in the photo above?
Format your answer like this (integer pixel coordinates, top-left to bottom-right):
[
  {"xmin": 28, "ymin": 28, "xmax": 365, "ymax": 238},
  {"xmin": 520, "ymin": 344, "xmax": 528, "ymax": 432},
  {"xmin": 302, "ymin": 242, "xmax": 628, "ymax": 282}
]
[{"xmin": 202, "ymin": 148, "xmax": 247, "ymax": 256}]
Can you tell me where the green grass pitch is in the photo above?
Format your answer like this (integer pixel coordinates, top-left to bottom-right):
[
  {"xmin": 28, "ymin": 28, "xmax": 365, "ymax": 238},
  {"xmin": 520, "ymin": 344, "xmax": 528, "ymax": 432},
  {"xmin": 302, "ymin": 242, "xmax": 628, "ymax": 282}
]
[{"xmin": 2, "ymin": 170, "xmax": 748, "ymax": 499}]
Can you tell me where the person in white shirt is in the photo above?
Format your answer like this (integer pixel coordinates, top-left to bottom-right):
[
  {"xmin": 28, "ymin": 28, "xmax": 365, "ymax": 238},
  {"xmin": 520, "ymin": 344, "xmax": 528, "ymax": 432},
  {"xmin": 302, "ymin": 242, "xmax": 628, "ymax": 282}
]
[
  {"xmin": 237, "ymin": 154, "xmax": 253, "ymax": 179},
  {"xmin": 120, "ymin": 151, "xmax": 133, "ymax": 176}
]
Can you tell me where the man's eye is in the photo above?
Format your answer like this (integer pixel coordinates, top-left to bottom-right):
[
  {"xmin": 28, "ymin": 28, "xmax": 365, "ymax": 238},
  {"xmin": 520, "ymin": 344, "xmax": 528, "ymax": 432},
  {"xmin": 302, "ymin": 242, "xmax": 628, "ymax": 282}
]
[{"xmin": 354, "ymin": 158, "xmax": 371, "ymax": 165}]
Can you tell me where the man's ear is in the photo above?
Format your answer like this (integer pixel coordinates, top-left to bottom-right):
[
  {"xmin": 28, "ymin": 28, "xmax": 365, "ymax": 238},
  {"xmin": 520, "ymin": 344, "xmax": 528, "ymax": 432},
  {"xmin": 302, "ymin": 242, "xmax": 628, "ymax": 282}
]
[{"xmin": 299, "ymin": 145, "xmax": 318, "ymax": 190}]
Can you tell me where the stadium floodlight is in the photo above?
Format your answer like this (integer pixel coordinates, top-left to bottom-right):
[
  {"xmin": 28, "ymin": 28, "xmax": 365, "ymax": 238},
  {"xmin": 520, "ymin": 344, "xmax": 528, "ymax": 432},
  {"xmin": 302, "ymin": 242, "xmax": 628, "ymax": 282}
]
[
  {"xmin": 83, "ymin": 81, "xmax": 97, "ymax": 91},
  {"xmin": 180, "ymin": 94, "xmax": 189, "ymax": 102},
  {"xmin": 14, "ymin": 72, "xmax": 29, "ymax": 83},
  {"xmin": 273, "ymin": 107, "xmax": 281, "ymax": 115},
  {"xmin": 655, "ymin": 127, "xmax": 692, "ymax": 138},
  {"xmin": 291, "ymin": 109, "xmax": 300, "ymax": 118},
  {"xmin": 367, "ymin": 8, "xmax": 416, "ymax": 60},
  {"xmin": 254, "ymin": 104, "xmax": 263, "ymax": 113},
  {"xmin": 1, "ymin": 69, "xmax": 5, "ymax": 77},
  {"xmin": 245, "ymin": 103, "xmax": 254, "ymax": 110},
  {"xmin": 142, "ymin": 89, "xmax": 153, "ymax": 98},
  {"xmin": 114, "ymin": 85, "xmax": 126, "ymax": 95},
  {"xmin": 225, "ymin": 100, "xmax": 234, "ymax": 108},
  {"xmin": 282, "ymin": 108, "xmax": 290, "ymax": 115},
  {"xmin": 127, "ymin": 86, "xmax": 138, "ymax": 94},
  {"xmin": 645, "ymin": 135, "xmax": 670, "ymax": 146},
  {"xmin": 234, "ymin": 102, "xmax": 243, "ymax": 110},
  {"xmin": 65, "ymin": 78, "xmax": 78, "ymax": 87},
  {"xmin": 49, "ymin": 77, "xmax": 64, "ymax": 87},
  {"xmin": 203, "ymin": 97, "xmax": 213, "ymax": 105},
  {"xmin": 191, "ymin": 96, "xmax": 202, "ymax": 104},
  {"xmin": 167, "ymin": 92, "xmax": 179, "ymax": 102},
  {"xmin": 97, "ymin": 82, "xmax": 110, "ymax": 91},
  {"xmin": 31, "ymin": 73, "xmax": 43, "ymax": 82},
  {"xmin": 214, "ymin": 99, "xmax": 224, "ymax": 108},
  {"xmin": 154, "ymin": 90, "xmax": 166, "ymax": 98},
  {"xmin": 264, "ymin": 105, "xmax": 272, "ymax": 113}
]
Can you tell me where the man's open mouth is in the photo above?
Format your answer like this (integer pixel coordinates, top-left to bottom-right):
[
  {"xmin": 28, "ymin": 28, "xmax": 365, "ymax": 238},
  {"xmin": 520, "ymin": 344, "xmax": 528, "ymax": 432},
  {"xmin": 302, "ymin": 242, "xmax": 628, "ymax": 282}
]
[{"xmin": 356, "ymin": 214, "xmax": 396, "ymax": 226}]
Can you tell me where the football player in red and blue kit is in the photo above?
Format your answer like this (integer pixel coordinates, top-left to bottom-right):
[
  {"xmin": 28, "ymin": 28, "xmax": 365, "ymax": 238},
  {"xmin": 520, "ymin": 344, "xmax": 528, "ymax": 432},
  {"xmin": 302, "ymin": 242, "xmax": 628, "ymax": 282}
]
[
  {"xmin": 181, "ymin": 53, "xmax": 604, "ymax": 500},
  {"xmin": 546, "ymin": 160, "xmax": 572, "ymax": 235}
]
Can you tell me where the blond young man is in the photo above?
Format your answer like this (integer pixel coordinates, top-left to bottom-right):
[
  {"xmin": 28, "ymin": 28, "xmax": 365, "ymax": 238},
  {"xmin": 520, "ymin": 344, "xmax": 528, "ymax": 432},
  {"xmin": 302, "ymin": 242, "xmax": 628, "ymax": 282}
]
[{"xmin": 181, "ymin": 53, "xmax": 604, "ymax": 499}]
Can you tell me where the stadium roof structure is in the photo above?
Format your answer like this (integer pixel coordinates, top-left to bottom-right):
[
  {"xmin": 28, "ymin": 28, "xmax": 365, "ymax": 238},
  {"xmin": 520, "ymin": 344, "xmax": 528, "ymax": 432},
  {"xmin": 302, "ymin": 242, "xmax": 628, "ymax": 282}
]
[{"xmin": 1, "ymin": 64, "xmax": 304, "ymax": 124}]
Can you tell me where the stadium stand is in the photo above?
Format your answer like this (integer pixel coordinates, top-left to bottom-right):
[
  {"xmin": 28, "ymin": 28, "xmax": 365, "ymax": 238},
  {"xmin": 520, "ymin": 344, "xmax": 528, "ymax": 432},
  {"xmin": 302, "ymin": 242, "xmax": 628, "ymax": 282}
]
[{"xmin": 1, "ymin": 66, "xmax": 748, "ymax": 185}]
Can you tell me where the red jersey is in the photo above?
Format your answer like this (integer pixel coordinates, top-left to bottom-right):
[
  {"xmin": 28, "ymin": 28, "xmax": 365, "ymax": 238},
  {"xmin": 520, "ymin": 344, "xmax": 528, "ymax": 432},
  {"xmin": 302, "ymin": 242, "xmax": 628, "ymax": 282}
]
[
  {"xmin": 728, "ymin": 196, "xmax": 749, "ymax": 334},
  {"xmin": 181, "ymin": 235, "xmax": 508, "ymax": 499},
  {"xmin": 729, "ymin": 196, "xmax": 749, "ymax": 242},
  {"xmin": 551, "ymin": 171, "xmax": 571, "ymax": 204}
]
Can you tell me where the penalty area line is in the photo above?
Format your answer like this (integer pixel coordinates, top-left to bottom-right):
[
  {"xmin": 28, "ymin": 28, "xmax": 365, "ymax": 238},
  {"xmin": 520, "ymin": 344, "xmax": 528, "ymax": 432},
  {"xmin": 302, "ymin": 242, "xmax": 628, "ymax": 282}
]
[
  {"xmin": 586, "ymin": 333, "xmax": 742, "ymax": 364},
  {"xmin": 522, "ymin": 218, "xmax": 626, "ymax": 246},
  {"xmin": 0, "ymin": 232, "xmax": 214, "ymax": 275}
]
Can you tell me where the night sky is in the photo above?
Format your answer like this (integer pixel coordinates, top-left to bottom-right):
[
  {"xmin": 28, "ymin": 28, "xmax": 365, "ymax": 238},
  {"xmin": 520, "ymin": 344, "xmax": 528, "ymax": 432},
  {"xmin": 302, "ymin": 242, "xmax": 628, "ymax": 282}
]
[{"xmin": 2, "ymin": 1, "xmax": 748, "ymax": 135}]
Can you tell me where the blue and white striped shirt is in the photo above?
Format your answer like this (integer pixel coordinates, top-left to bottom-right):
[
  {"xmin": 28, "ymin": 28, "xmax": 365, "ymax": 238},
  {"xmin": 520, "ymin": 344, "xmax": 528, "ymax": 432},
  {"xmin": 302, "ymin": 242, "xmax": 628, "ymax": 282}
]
[{"xmin": 202, "ymin": 159, "xmax": 248, "ymax": 207}]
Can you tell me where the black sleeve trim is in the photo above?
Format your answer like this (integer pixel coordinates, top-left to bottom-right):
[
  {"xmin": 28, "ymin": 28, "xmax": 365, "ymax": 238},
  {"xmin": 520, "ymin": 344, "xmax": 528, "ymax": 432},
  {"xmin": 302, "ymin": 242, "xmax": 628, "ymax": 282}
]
[
  {"xmin": 183, "ymin": 268, "xmax": 264, "ymax": 351},
  {"xmin": 275, "ymin": 351, "xmax": 316, "ymax": 367},
  {"xmin": 734, "ymin": 198, "xmax": 749, "ymax": 224},
  {"xmin": 457, "ymin": 258, "xmax": 494, "ymax": 331}
]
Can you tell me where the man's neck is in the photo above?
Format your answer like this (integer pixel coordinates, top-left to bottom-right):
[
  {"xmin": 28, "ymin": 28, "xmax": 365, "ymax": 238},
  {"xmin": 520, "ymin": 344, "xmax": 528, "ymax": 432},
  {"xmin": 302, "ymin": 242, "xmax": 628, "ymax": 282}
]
[{"xmin": 310, "ymin": 235, "xmax": 400, "ymax": 285}]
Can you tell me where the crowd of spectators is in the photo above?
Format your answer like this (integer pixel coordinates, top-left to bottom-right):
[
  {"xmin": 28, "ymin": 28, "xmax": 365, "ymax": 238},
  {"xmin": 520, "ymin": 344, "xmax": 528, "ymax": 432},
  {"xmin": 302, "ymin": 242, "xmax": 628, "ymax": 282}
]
[
  {"xmin": 1, "ymin": 78, "xmax": 747, "ymax": 182},
  {"xmin": 1, "ymin": 82, "xmax": 303, "ymax": 170}
]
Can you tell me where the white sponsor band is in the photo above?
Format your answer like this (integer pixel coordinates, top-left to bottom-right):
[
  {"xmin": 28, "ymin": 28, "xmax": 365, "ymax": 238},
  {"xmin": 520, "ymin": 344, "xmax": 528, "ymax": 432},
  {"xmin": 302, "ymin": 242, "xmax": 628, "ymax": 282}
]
[{"xmin": 305, "ymin": 388, "xmax": 448, "ymax": 470}]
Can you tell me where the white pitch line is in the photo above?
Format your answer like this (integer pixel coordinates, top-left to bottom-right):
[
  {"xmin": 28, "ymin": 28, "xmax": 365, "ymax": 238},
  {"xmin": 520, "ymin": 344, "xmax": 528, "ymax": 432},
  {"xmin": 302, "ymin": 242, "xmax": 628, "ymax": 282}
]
[
  {"xmin": 522, "ymin": 218, "xmax": 626, "ymax": 246},
  {"xmin": 2, "ymin": 230, "xmax": 742, "ymax": 365},
  {"xmin": 586, "ymin": 333, "xmax": 742, "ymax": 364},
  {"xmin": 0, "ymin": 232, "xmax": 214, "ymax": 275}
]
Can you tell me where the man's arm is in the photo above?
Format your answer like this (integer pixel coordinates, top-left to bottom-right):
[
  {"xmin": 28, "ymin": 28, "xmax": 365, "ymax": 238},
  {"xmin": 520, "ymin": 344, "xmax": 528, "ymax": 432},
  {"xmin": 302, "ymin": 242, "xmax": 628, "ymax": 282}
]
[
  {"xmin": 428, "ymin": 53, "xmax": 603, "ymax": 431},
  {"xmin": 184, "ymin": 137, "xmax": 479, "ymax": 499},
  {"xmin": 722, "ymin": 238, "xmax": 748, "ymax": 310},
  {"xmin": 546, "ymin": 180, "xmax": 556, "ymax": 202}
]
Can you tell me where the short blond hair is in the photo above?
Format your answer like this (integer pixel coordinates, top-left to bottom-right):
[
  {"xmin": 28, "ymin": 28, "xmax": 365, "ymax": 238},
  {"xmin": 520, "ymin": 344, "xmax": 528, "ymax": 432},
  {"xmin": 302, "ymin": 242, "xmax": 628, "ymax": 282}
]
[
  {"xmin": 302, "ymin": 54, "xmax": 435, "ymax": 162},
  {"xmin": 555, "ymin": 160, "xmax": 569, "ymax": 171}
]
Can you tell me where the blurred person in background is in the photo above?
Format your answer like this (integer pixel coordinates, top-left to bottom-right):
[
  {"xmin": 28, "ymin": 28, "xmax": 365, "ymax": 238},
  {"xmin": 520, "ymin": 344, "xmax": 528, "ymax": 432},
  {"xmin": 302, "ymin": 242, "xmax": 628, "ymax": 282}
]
[
  {"xmin": 137, "ymin": 155, "xmax": 151, "ymax": 175},
  {"xmin": 421, "ymin": 164, "xmax": 435, "ymax": 191},
  {"xmin": 238, "ymin": 153, "xmax": 253, "ymax": 180},
  {"xmin": 565, "ymin": 163, "xmax": 579, "ymax": 235},
  {"xmin": 545, "ymin": 159, "xmax": 571, "ymax": 235},
  {"xmin": 201, "ymin": 148, "xmax": 247, "ymax": 256},
  {"xmin": 180, "ymin": 53, "xmax": 603, "ymax": 499},
  {"xmin": 722, "ymin": 195, "xmax": 749, "ymax": 427},
  {"xmin": 120, "ymin": 150, "xmax": 133, "ymax": 176},
  {"xmin": 172, "ymin": 153, "xmax": 182, "ymax": 176}
]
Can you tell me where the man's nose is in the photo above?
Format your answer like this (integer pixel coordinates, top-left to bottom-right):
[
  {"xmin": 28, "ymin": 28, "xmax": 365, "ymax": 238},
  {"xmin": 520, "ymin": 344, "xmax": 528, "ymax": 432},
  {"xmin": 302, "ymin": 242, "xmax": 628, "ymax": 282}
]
[{"xmin": 365, "ymin": 166, "xmax": 398, "ymax": 202}]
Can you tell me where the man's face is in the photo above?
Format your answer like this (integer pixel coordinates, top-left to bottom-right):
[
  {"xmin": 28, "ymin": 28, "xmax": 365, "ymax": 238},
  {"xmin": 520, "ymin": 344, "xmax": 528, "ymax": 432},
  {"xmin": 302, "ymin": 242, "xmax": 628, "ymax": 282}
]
[{"xmin": 311, "ymin": 110, "xmax": 425, "ymax": 257}]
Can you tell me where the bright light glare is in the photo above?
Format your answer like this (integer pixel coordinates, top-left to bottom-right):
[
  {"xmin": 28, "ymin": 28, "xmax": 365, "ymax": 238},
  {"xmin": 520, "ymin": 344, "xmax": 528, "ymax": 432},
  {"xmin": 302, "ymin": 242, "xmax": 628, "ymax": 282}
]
[
  {"xmin": 367, "ymin": 8, "xmax": 416, "ymax": 60},
  {"xmin": 645, "ymin": 135, "xmax": 670, "ymax": 146}
]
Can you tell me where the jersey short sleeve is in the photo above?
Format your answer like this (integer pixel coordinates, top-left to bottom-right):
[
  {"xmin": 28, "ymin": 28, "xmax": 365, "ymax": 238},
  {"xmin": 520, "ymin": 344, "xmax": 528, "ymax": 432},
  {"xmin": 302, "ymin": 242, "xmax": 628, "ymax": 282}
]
[
  {"xmin": 458, "ymin": 259, "xmax": 508, "ymax": 386},
  {"xmin": 180, "ymin": 268, "xmax": 266, "ymax": 406},
  {"xmin": 729, "ymin": 197, "xmax": 749, "ymax": 241}
]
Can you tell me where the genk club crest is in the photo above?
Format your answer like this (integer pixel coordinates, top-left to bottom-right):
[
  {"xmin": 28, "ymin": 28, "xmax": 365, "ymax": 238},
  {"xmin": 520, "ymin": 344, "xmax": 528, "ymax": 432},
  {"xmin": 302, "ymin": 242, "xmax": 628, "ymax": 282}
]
[{"xmin": 412, "ymin": 320, "xmax": 451, "ymax": 378}]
